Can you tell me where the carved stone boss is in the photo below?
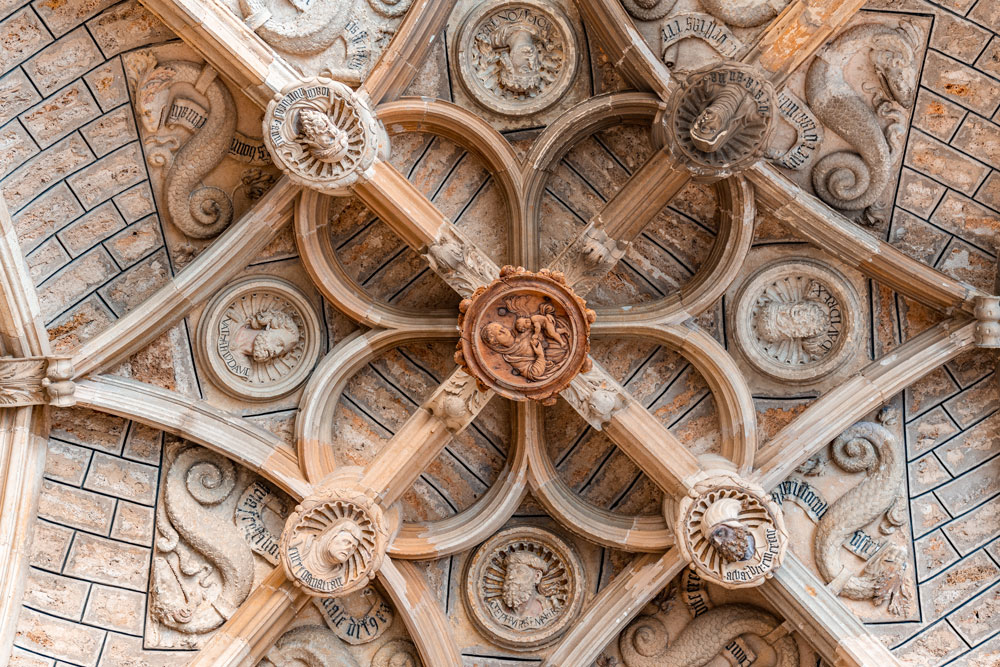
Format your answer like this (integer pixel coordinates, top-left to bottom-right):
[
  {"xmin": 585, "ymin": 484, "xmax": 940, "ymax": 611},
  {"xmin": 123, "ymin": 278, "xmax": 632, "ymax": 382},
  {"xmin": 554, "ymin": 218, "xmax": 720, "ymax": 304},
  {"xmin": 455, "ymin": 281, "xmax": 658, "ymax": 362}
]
[
  {"xmin": 198, "ymin": 276, "xmax": 322, "ymax": 401},
  {"xmin": 263, "ymin": 77, "xmax": 386, "ymax": 194},
  {"xmin": 0, "ymin": 357, "xmax": 74, "ymax": 407},
  {"xmin": 456, "ymin": 0, "xmax": 578, "ymax": 116},
  {"xmin": 464, "ymin": 526, "xmax": 585, "ymax": 650},
  {"xmin": 456, "ymin": 266, "xmax": 595, "ymax": 405}
]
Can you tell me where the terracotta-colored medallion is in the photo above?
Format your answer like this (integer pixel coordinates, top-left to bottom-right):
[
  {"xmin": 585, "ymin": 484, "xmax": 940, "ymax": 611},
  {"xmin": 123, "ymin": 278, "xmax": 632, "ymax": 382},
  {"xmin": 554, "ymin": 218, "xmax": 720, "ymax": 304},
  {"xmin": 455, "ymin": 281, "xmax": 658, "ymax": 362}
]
[{"xmin": 456, "ymin": 266, "xmax": 595, "ymax": 404}]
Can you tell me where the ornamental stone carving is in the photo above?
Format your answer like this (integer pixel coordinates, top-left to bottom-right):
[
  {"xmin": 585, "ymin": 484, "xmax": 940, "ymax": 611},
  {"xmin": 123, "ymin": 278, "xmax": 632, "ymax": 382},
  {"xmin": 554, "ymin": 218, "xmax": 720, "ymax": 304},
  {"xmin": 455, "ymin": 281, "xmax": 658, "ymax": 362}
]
[
  {"xmin": 423, "ymin": 224, "xmax": 500, "ymax": 298},
  {"xmin": 668, "ymin": 470, "xmax": 787, "ymax": 588},
  {"xmin": 548, "ymin": 224, "xmax": 628, "ymax": 296},
  {"xmin": 426, "ymin": 370, "xmax": 493, "ymax": 433},
  {"xmin": 0, "ymin": 357, "xmax": 74, "ymax": 407},
  {"xmin": 263, "ymin": 78, "xmax": 386, "ymax": 195},
  {"xmin": 258, "ymin": 625, "xmax": 359, "ymax": 667},
  {"xmin": 974, "ymin": 296, "xmax": 1000, "ymax": 348},
  {"xmin": 621, "ymin": 0, "xmax": 677, "ymax": 21},
  {"xmin": 560, "ymin": 367, "xmax": 628, "ymax": 431},
  {"xmin": 456, "ymin": 0, "xmax": 578, "ymax": 116},
  {"xmin": 279, "ymin": 481, "xmax": 389, "ymax": 597},
  {"xmin": 733, "ymin": 258, "xmax": 861, "ymax": 383},
  {"xmin": 314, "ymin": 585, "xmax": 394, "ymax": 644},
  {"xmin": 234, "ymin": 479, "xmax": 291, "ymax": 564},
  {"xmin": 464, "ymin": 526, "xmax": 585, "ymax": 650},
  {"xmin": 238, "ymin": 0, "xmax": 354, "ymax": 56},
  {"xmin": 198, "ymin": 277, "xmax": 321, "ymax": 401},
  {"xmin": 372, "ymin": 639, "xmax": 422, "ymax": 667},
  {"xmin": 666, "ymin": 62, "xmax": 775, "ymax": 178},
  {"xmin": 456, "ymin": 266, "xmax": 595, "ymax": 405}
]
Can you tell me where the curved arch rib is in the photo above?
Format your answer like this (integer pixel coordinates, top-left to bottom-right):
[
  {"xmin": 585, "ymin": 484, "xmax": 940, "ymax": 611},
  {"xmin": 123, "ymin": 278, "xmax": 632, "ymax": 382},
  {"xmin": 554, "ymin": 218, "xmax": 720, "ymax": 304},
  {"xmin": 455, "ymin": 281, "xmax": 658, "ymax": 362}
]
[{"xmin": 378, "ymin": 558, "xmax": 463, "ymax": 665}]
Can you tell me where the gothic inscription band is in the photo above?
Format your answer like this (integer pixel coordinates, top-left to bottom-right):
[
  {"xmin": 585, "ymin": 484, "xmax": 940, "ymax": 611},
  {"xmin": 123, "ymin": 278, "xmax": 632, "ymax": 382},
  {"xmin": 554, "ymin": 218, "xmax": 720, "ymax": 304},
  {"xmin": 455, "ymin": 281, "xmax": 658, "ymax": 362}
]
[
  {"xmin": 464, "ymin": 526, "xmax": 585, "ymax": 650},
  {"xmin": 456, "ymin": 0, "xmax": 578, "ymax": 116},
  {"xmin": 198, "ymin": 277, "xmax": 321, "ymax": 400},
  {"xmin": 456, "ymin": 266, "xmax": 595, "ymax": 404}
]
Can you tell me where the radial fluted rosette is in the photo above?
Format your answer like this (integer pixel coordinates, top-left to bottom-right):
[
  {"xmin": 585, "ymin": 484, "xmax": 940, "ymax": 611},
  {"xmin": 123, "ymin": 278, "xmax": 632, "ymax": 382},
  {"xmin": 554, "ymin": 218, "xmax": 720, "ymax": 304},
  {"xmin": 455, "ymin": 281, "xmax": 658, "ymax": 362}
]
[{"xmin": 456, "ymin": 266, "xmax": 595, "ymax": 405}]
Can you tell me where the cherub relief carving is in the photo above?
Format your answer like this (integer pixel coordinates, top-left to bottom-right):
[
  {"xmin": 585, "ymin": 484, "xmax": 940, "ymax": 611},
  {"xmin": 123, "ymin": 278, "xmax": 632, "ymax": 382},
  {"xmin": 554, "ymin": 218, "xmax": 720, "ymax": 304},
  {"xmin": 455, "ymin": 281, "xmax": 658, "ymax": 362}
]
[{"xmin": 480, "ymin": 296, "xmax": 571, "ymax": 382}]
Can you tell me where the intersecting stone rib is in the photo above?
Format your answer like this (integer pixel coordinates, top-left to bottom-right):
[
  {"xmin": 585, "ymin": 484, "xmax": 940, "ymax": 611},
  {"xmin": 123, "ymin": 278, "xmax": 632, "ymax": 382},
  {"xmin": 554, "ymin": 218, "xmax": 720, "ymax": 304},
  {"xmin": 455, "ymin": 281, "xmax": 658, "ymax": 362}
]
[{"xmin": 378, "ymin": 558, "xmax": 464, "ymax": 665}]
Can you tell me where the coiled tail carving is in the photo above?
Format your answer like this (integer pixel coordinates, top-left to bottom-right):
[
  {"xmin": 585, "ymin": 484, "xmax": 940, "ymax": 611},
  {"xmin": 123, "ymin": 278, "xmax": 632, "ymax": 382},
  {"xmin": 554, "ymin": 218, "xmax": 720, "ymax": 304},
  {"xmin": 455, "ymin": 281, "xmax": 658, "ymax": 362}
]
[
  {"xmin": 239, "ymin": 0, "xmax": 353, "ymax": 55},
  {"xmin": 700, "ymin": 0, "xmax": 789, "ymax": 28}
]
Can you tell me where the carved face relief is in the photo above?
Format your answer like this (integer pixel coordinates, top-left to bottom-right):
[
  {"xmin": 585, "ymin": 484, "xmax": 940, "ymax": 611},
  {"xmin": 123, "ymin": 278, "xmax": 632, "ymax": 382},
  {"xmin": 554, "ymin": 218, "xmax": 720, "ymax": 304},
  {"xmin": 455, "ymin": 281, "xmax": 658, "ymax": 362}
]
[
  {"xmin": 457, "ymin": 267, "xmax": 595, "ymax": 404},
  {"xmin": 464, "ymin": 527, "xmax": 585, "ymax": 649},
  {"xmin": 263, "ymin": 78, "xmax": 383, "ymax": 195},
  {"xmin": 198, "ymin": 277, "xmax": 321, "ymax": 400},
  {"xmin": 457, "ymin": 0, "xmax": 578, "ymax": 116},
  {"xmin": 734, "ymin": 259, "xmax": 861, "ymax": 383}
]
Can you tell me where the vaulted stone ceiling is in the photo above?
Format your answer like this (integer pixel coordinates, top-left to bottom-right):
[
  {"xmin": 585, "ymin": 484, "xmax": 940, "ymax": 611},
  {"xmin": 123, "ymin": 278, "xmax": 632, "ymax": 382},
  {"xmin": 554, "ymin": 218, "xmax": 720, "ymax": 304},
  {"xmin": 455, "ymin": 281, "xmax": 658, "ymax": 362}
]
[{"xmin": 1, "ymin": 0, "xmax": 999, "ymax": 665}]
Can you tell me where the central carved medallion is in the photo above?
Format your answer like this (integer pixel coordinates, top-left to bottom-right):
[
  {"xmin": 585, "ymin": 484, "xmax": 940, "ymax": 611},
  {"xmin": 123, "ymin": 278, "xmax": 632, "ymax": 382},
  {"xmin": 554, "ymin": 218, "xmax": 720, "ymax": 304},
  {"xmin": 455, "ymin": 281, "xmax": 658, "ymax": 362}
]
[
  {"xmin": 456, "ymin": 266, "xmax": 594, "ymax": 405},
  {"xmin": 464, "ymin": 526, "xmax": 585, "ymax": 650}
]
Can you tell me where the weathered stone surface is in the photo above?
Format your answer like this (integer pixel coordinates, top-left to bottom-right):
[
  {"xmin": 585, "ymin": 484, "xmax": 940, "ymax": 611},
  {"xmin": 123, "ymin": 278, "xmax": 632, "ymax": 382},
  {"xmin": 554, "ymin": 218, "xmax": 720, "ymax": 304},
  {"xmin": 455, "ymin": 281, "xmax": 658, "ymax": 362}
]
[
  {"xmin": 0, "ymin": 121, "xmax": 40, "ymax": 179},
  {"xmin": 893, "ymin": 620, "xmax": 967, "ymax": 666},
  {"xmin": 86, "ymin": 1, "xmax": 171, "ymax": 56},
  {"xmin": 31, "ymin": 0, "xmax": 118, "ymax": 37},
  {"xmin": 50, "ymin": 407, "xmax": 127, "ymax": 454},
  {"xmin": 28, "ymin": 520, "xmax": 74, "ymax": 571},
  {"xmin": 9, "ymin": 646, "xmax": 55, "ymax": 667},
  {"xmin": 97, "ymin": 633, "xmax": 191, "ymax": 667},
  {"xmin": 976, "ymin": 170, "xmax": 1000, "ymax": 211},
  {"xmin": 82, "ymin": 584, "xmax": 144, "ymax": 635},
  {"xmin": 944, "ymin": 495, "xmax": 1000, "ymax": 555},
  {"xmin": 908, "ymin": 452, "xmax": 952, "ymax": 496},
  {"xmin": 906, "ymin": 406, "xmax": 960, "ymax": 459},
  {"xmin": 920, "ymin": 550, "xmax": 1000, "ymax": 620},
  {"xmin": 56, "ymin": 201, "xmax": 125, "ymax": 257},
  {"xmin": 951, "ymin": 113, "xmax": 1000, "ymax": 168},
  {"xmin": 46, "ymin": 295, "xmax": 116, "ymax": 353},
  {"xmin": 121, "ymin": 422, "xmax": 161, "ymax": 465},
  {"xmin": 911, "ymin": 493, "xmax": 952, "ymax": 538},
  {"xmin": 44, "ymin": 438, "xmax": 92, "ymax": 485},
  {"xmin": 80, "ymin": 105, "xmax": 136, "ymax": 157},
  {"xmin": 98, "ymin": 248, "xmax": 169, "ymax": 315},
  {"xmin": 931, "ymin": 191, "xmax": 1000, "ymax": 253},
  {"xmin": 109, "ymin": 499, "xmax": 154, "ymax": 546},
  {"xmin": 914, "ymin": 529, "xmax": 960, "ymax": 580},
  {"xmin": 26, "ymin": 236, "xmax": 69, "ymax": 283},
  {"xmin": 930, "ymin": 11, "xmax": 993, "ymax": 64},
  {"xmin": 23, "ymin": 567, "xmax": 90, "ymax": 620},
  {"xmin": 20, "ymin": 79, "xmax": 101, "ymax": 148},
  {"xmin": 37, "ymin": 478, "xmax": 114, "ymax": 534},
  {"xmin": 937, "ymin": 454, "xmax": 1000, "ymax": 517},
  {"xmin": 103, "ymin": 215, "xmax": 162, "ymax": 268},
  {"xmin": 912, "ymin": 88, "xmax": 967, "ymax": 141},
  {"xmin": 112, "ymin": 181, "xmax": 154, "ymax": 223},
  {"xmin": 36, "ymin": 246, "xmax": 118, "ymax": 321},
  {"xmin": 922, "ymin": 50, "xmax": 1000, "ymax": 117},
  {"xmin": 14, "ymin": 607, "xmax": 104, "ymax": 667},
  {"xmin": 66, "ymin": 142, "xmax": 144, "ymax": 209},
  {"xmin": 936, "ymin": 411, "xmax": 1000, "ymax": 476},
  {"xmin": 0, "ymin": 68, "xmax": 42, "ymax": 125},
  {"xmin": 63, "ymin": 532, "xmax": 149, "ymax": 590},
  {"xmin": 897, "ymin": 167, "xmax": 947, "ymax": 217},
  {"xmin": 83, "ymin": 57, "xmax": 128, "ymax": 111},
  {"xmin": 905, "ymin": 131, "xmax": 990, "ymax": 195},
  {"xmin": 2, "ymin": 134, "xmax": 93, "ymax": 212},
  {"xmin": 11, "ymin": 182, "xmax": 82, "ymax": 252},
  {"xmin": 0, "ymin": 8, "xmax": 53, "ymax": 74},
  {"xmin": 83, "ymin": 451, "xmax": 157, "ymax": 505},
  {"xmin": 22, "ymin": 27, "xmax": 102, "ymax": 95},
  {"xmin": 948, "ymin": 579, "xmax": 1000, "ymax": 645},
  {"xmin": 936, "ymin": 239, "xmax": 996, "ymax": 292}
]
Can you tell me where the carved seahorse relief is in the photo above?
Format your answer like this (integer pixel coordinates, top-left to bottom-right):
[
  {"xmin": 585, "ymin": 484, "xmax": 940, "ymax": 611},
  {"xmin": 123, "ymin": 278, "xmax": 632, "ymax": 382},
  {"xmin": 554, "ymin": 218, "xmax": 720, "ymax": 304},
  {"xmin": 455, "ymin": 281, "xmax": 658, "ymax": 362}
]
[
  {"xmin": 126, "ymin": 52, "xmax": 237, "ymax": 239},
  {"xmin": 813, "ymin": 412, "xmax": 913, "ymax": 616},
  {"xmin": 257, "ymin": 625, "xmax": 360, "ymax": 667},
  {"xmin": 238, "ymin": 0, "xmax": 355, "ymax": 56},
  {"xmin": 620, "ymin": 604, "xmax": 799, "ymax": 666},
  {"xmin": 700, "ymin": 0, "xmax": 790, "ymax": 28},
  {"xmin": 806, "ymin": 22, "xmax": 921, "ymax": 225},
  {"xmin": 148, "ymin": 442, "xmax": 256, "ymax": 648}
]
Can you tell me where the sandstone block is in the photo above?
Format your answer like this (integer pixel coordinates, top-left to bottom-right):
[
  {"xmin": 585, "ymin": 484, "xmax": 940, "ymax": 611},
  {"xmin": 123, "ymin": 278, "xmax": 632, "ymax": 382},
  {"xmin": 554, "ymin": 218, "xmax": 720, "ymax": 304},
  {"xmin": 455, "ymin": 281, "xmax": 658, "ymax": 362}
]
[
  {"xmin": 943, "ymin": 376, "xmax": 1000, "ymax": 427},
  {"xmin": 935, "ymin": 239, "xmax": 996, "ymax": 292},
  {"xmin": 948, "ymin": 579, "xmax": 1000, "ymax": 645},
  {"xmin": 913, "ymin": 88, "xmax": 967, "ymax": 141},
  {"xmin": 908, "ymin": 452, "xmax": 952, "ymax": 496},
  {"xmin": 46, "ymin": 294, "xmax": 116, "ymax": 354},
  {"xmin": 905, "ymin": 130, "xmax": 990, "ymax": 195},
  {"xmin": 104, "ymin": 214, "xmax": 163, "ymax": 268},
  {"xmin": 110, "ymin": 499, "xmax": 153, "ymax": 546},
  {"xmin": 38, "ymin": 478, "xmax": 114, "ymax": 534},
  {"xmin": 112, "ymin": 182, "xmax": 155, "ymax": 223},
  {"xmin": 36, "ymin": 246, "xmax": 118, "ymax": 321},
  {"xmin": 86, "ymin": 1, "xmax": 171, "ymax": 57},
  {"xmin": 937, "ymin": 412, "xmax": 1000, "ymax": 477},
  {"xmin": 975, "ymin": 170, "xmax": 1000, "ymax": 211},
  {"xmin": 23, "ymin": 566, "xmax": 90, "ymax": 620},
  {"xmin": 22, "ymin": 26, "xmax": 101, "ymax": 96},
  {"xmin": 99, "ymin": 248, "xmax": 170, "ymax": 315},
  {"xmin": 930, "ymin": 12, "xmax": 992, "ymax": 64},
  {"xmin": 66, "ymin": 142, "xmax": 144, "ymax": 209},
  {"xmin": 892, "ymin": 620, "xmax": 967, "ymax": 666},
  {"xmin": 922, "ymin": 50, "xmax": 1000, "ymax": 117},
  {"xmin": 969, "ymin": 0, "xmax": 1000, "ymax": 33},
  {"xmin": 10, "ymin": 646, "xmax": 55, "ymax": 667},
  {"xmin": 82, "ymin": 584, "xmax": 144, "ymax": 635},
  {"xmin": 28, "ymin": 520, "xmax": 74, "ymax": 571},
  {"xmin": 122, "ymin": 422, "xmax": 161, "ymax": 465},
  {"xmin": 952, "ymin": 114, "xmax": 1000, "ymax": 169},
  {"xmin": 80, "ymin": 105, "xmax": 136, "ymax": 157},
  {"xmin": 14, "ymin": 607, "xmax": 104, "ymax": 667},
  {"xmin": 97, "ymin": 633, "xmax": 192, "ymax": 667},
  {"xmin": 951, "ymin": 633, "xmax": 1000, "ymax": 665},
  {"xmin": 914, "ymin": 529, "xmax": 961, "ymax": 580},
  {"xmin": 931, "ymin": 191, "xmax": 1000, "ymax": 253},
  {"xmin": 0, "ymin": 68, "xmax": 42, "ymax": 125},
  {"xmin": 44, "ymin": 437, "xmax": 91, "ymax": 486},
  {"xmin": 897, "ymin": 167, "xmax": 947, "ymax": 217},
  {"xmin": 21, "ymin": 79, "xmax": 101, "ymax": 148},
  {"xmin": 944, "ymin": 495, "xmax": 1000, "ymax": 555},
  {"xmin": 0, "ymin": 119, "xmax": 39, "ymax": 178},
  {"xmin": 27, "ymin": 236, "xmax": 70, "ymax": 284},
  {"xmin": 64, "ymin": 532, "xmax": 149, "ymax": 590},
  {"xmin": 57, "ymin": 201, "xmax": 125, "ymax": 257},
  {"xmin": 937, "ymin": 456, "xmax": 1000, "ymax": 516},
  {"xmin": 83, "ymin": 451, "xmax": 157, "ymax": 505},
  {"xmin": 905, "ymin": 406, "xmax": 960, "ymax": 460},
  {"xmin": 0, "ymin": 8, "xmax": 53, "ymax": 74},
  {"xmin": 974, "ymin": 37, "xmax": 1000, "ymax": 79},
  {"xmin": 31, "ymin": 0, "xmax": 118, "ymax": 37},
  {"xmin": 50, "ymin": 407, "xmax": 126, "ymax": 454},
  {"xmin": 83, "ymin": 57, "xmax": 128, "ymax": 111},
  {"xmin": 919, "ymin": 550, "xmax": 1000, "ymax": 620},
  {"xmin": 911, "ymin": 493, "xmax": 952, "ymax": 538},
  {"xmin": 2, "ymin": 134, "xmax": 93, "ymax": 213},
  {"xmin": 11, "ymin": 181, "xmax": 82, "ymax": 253}
]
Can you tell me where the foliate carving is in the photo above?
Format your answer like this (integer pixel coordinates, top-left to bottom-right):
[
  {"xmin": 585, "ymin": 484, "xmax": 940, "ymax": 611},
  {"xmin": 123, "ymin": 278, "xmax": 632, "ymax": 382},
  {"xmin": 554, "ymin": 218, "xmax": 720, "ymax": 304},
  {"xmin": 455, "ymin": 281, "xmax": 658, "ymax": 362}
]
[
  {"xmin": 263, "ymin": 78, "xmax": 385, "ymax": 195},
  {"xmin": 806, "ymin": 22, "xmax": 920, "ymax": 225},
  {"xmin": 548, "ymin": 224, "xmax": 628, "ymax": 296},
  {"xmin": 733, "ymin": 258, "xmax": 861, "ymax": 383},
  {"xmin": 0, "ymin": 357, "xmax": 74, "ymax": 407},
  {"xmin": 127, "ymin": 54, "xmax": 236, "ymax": 239},
  {"xmin": 815, "ymin": 415, "xmax": 912, "ymax": 615},
  {"xmin": 423, "ymin": 224, "xmax": 501, "ymax": 298},
  {"xmin": 560, "ymin": 367, "xmax": 628, "ymax": 431},
  {"xmin": 426, "ymin": 371, "xmax": 493, "ymax": 433},
  {"xmin": 974, "ymin": 296, "xmax": 1000, "ymax": 348},
  {"xmin": 314, "ymin": 585, "xmax": 394, "ymax": 644},
  {"xmin": 150, "ymin": 444, "xmax": 255, "ymax": 646},
  {"xmin": 372, "ymin": 639, "xmax": 422, "ymax": 667},
  {"xmin": 456, "ymin": 266, "xmax": 595, "ymax": 405},
  {"xmin": 279, "ymin": 483, "xmax": 388, "ymax": 597},
  {"xmin": 456, "ymin": 0, "xmax": 578, "ymax": 116},
  {"xmin": 258, "ymin": 625, "xmax": 360, "ymax": 667},
  {"xmin": 669, "ymin": 471, "xmax": 787, "ymax": 588},
  {"xmin": 198, "ymin": 277, "xmax": 321, "ymax": 400},
  {"xmin": 667, "ymin": 62, "xmax": 775, "ymax": 178},
  {"xmin": 239, "ymin": 0, "xmax": 354, "ymax": 55},
  {"xmin": 621, "ymin": 0, "xmax": 677, "ymax": 21},
  {"xmin": 464, "ymin": 526, "xmax": 585, "ymax": 650}
]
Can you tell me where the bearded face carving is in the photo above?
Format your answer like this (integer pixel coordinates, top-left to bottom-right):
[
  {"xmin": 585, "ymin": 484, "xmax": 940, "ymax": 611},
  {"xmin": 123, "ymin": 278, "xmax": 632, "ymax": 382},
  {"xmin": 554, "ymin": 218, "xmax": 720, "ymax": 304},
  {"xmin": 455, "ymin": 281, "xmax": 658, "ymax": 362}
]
[
  {"xmin": 239, "ymin": 308, "xmax": 301, "ymax": 363},
  {"xmin": 754, "ymin": 299, "xmax": 830, "ymax": 344},
  {"xmin": 494, "ymin": 25, "xmax": 543, "ymax": 94},
  {"xmin": 501, "ymin": 551, "xmax": 551, "ymax": 617},
  {"xmin": 297, "ymin": 108, "xmax": 351, "ymax": 164}
]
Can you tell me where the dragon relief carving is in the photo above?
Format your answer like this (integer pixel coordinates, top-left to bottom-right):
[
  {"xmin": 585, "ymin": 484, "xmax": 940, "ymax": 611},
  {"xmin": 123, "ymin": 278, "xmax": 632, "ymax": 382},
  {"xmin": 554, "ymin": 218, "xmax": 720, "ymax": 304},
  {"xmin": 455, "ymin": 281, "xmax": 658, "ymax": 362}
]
[
  {"xmin": 239, "ymin": 0, "xmax": 355, "ymax": 56},
  {"xmin": 620, "ymin": 604, "xmax": 799, "ymax": 667},
  {"xmin": 806, "ymin": 22, "xmax": 921, "ymax": 225},
  {"xmin": 150, "ymin": 445, "xmax": 255, "ymax": 644},
  {"xmin": 814, "ymin": 413, "xmax": 913, "ymax": 615},
  {"xmin": 127, "ymin": 53, "xmax": 237, "ymax": 239},
  {"xmin": 700, "ymin": 0, "xmax": 790, "ymax": 28},
  {"xmin": 258, "ymin": 625, "xmax": 360, "ymax": 667}
]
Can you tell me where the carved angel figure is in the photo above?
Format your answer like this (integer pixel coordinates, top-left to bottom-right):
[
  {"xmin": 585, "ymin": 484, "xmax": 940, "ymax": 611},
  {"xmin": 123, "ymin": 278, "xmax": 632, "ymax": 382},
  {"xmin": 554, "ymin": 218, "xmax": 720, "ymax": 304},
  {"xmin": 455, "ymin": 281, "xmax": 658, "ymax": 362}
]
[{"xmin": 480, "ymin": 297, "xmax": 570, "ymax": 382}]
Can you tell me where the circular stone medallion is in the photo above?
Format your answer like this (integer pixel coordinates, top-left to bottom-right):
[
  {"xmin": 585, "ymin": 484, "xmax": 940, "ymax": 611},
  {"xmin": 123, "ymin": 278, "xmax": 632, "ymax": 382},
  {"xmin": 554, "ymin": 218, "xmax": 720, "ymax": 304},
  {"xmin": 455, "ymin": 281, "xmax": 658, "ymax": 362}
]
[
  {"xmin": 734, "ymin": 258, "xmax": 861, "ymax": 383},
  {"xmin": 263, "ymin": 77, "xmax": 382, "ymax": 195},
  {"xmin": 198, "ymin": 277, "xmax": 321, "ymax": 401},
  {"xmin": 456, "ymin": 266, "xmax": 594, "ymax": 404},
  {"xmin": 456, "ymin": 0, "xmax": 578, "ymax": 116},
  {"xmin": 464, "ymin": 527, "xmax": 585, "ymax": 650},
  {"xmin": 280, "ymin": 487, "xmax": 388, "ymax": 597}
]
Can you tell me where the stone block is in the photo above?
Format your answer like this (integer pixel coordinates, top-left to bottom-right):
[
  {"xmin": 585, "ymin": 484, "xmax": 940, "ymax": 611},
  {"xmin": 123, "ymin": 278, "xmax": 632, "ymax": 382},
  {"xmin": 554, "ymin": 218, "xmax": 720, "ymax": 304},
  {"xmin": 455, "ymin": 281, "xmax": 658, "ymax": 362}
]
[
  {"xmin": 909, "ymin": 452, "xmax": 953, "ymax": 496},
  {"xmin": 0, "ymin": 67, "xmax": 41, "ymax": 126},
  {"xmin": 969, "ymin": 0, "xmax": 1000, "ymax": 32},
  {"xmin": 14, "ymin": 607, "xmax": 105, "ymax": 667},
  {"xmin": 944, "ymin": 495, "xmax": 1000, "ymax": 555},
  {"xmin": 83, "ymin": 57, "xmax": 128, "ymax": 111},
  {"xmin": 63, "ymin": 532, "xmax": 149, "ymax": 590},
  {"xmin": 10, "ymin": 646, "xmax": 55, "ymax": 667},
  {"xmin": 86, "ymin": 1, "xmax": 172, "ymax": 57},
  {"xmin": 936, "ymin": 456, "xmax": 1000, "ymax": 516},
  {"xmin": 935, "ymin": 238, "xmax": 996, "ymax": 293},
  {"xmin": 952, "ymin": 114, "xmax": 1000, "ymax": 169},
  {"xmin": 28, "ymin": 520, "xmax": 74, "ymax": 571},
  {"xmin": 97, "ymin": 633, "xmax": 192, "ymax": 667},
  {"xmin": 31, "ymin": 0, "xmax": 117, "ymax": 37},
  {"xmin": 103, "ymin": 214, "xmax": 162, "ymax": 268},
  {"xmin": 0, "ymin": 120, "xmax": 39, "ymax": 178},
  {"xmin": 110, "ymin": 499, "xmax": 153, "ymax": 546},
  {"xmin": 37, "ymin": 478, "xmax": 114, "ymax": 534},
  {"xmin": 50, "ymin": 406, "xmax": 126, "ymax": 454},
  {"xmin": 20, "ymin": 79, "xmax": 101, "ymax": 148},
  {"xmin": 931, "ymin": 190, "xmax": 1000, "ymax": 253},
  {"xmin": 27, "ymin": 236, "xmax": 70, "ymax": 284},
  {"xmin": 0, "ymin": 8, "xmax": 53, "ymax": 74},
  {"xmin": 933, "ymin": 12, "xmax": 993, "ymax": 63},
  {"xmin": 905, "ymin": 130, "xmax": 990, "ymax": 195},
  {"xmin": 937, "ymin": 411, "xmax": 1000, "ymax": 476},
  {"xmin": 974, "ymin": 37, "xmax": 1000, "ymax": 79},
  {"xmin": 56, "ymin": 200, "xmax": 124, "ymax": 256},
  {"xmin": 80, "ymin": 105, "xmax": 136, "ymax": 157},
  {"xmin": 11, "ymin": 181, "xmax": 82, "ymax": 253},
  {"xmin": 36, "ymin": 246, "xmax": 117, "ymax": 321},
  {"xmin": 23, "ymin": 566, "xmax": 90, "ymax": 620},
  {"xmin": 2, "ymin": 133, "xmax": 93, "ymax": 213},
  {"xmin": 897, "ymin": 167, "xmax": 947, "ymax": 217},
  {"xmin": 44, "ymin": 437, "xmax": 91, "ymax": 485},
  {"xmin": 891, "ymin": 620, "xmax": 967, "ymax": 666},
  {"xmin": 22, "ymin": 26, "xmax": 101, "ymax": 96},
  {"xmin": 919, "ymin": 550, "xmax": 1000, "ymax": 620},
  {"xmin": 98, "ymin": 248, "xmax": 170, "ymax": 315},
  {"xmin": 952, "ymin": 633, "xmax": 1000, "ymax": 665},
  {"xmin": 946, "ymin": 349, "xmax": 996, "ymax": 388},
  {"xmin": 915, "ymin": 529, "xmax": 961, "ymax": 580},
  {"xmin": 112, "ymin": 182, "xmax": 155, "ymax": 223},
  {"xmin": 911, "ymin": 492, "xmax": 952, "ymax": 537},
  {"xmin": 948, "ymin": 579, "xmax": 1000, "ymax": 645},
  {"xmin": 66, "ymin": 142, "xmax": 144, "ymax": 209},
  {"xmin": 975, "ymin": 169, "xmax": 1000, "ymax": 211},
  {"xmin": 905, "ymin": 367, "xmax": 960, "ymax": 418},
  {"xmin": 46, "ymin": 294, "xmax": 116, "ymax": 354},
  {"xmin": 82, "ymin": 584, "xmax": 144, "ymax": 635},
  {"xmin": 912, "ymin": 88, "xmax": 967, "ymax": 141},
  {"xmin": 943, "ymin": 376, "xmax": 999, "ymax": 428},
  {"xmin": 906, "ymin": 407, "xmax": 960, "ymax": 460},
  {"xmin": 922, "ymin": 50, "xmax": 1000, "ymax": 117},
  {"xmin": 121, "ymin": 422, "xmax": 161, "ymax": 465},
  {"xmin": 83, "ymin": 451, "xmax": 157, "ymax": 505}
]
